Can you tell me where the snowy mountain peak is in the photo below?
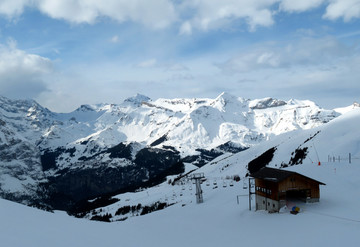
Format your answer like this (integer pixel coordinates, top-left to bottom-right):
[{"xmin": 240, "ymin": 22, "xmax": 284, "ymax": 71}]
[
  {"xmin": 0, "ymin": 95, "xmax": 44, "ymax": 114},
  {"xmin": 209, "ymin": 92, "xmax": 246, "ymax": 112},
  {"xmin": 249, "ymin": 97, "xmax": 287, "ymax": 109},
  {"xmin": 215, "ymin": 91, "xmax": 244, "ymax": 103},
  {"xmin": 75, "ymin": 104, "xmax": 96, "ymax": 112},
  {"xmin": 334, "ymin": 101, "xmax": 360, "ymax": 114},
  {"xmin": 124, "ymin": 93, "xmax": 151, "ymax": 106},
  {"xmin": 287, "ymin": 98, "xmax": 318, "ymax": 108}
]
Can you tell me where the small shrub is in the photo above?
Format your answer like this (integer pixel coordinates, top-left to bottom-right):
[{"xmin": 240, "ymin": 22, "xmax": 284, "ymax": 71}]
[{"xmin": 90, "ymin": 213, "xmax": 112, "ymax": 222}]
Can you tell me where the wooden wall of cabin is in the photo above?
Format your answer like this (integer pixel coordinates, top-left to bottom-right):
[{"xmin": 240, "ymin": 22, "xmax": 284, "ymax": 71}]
[
  {"xmin": 278, "ymin": 174, "xmax": 320, "ymax": 199},
  {"xmin": 255, "ymin": 178, "xmax": 279, "ymax": 201}
]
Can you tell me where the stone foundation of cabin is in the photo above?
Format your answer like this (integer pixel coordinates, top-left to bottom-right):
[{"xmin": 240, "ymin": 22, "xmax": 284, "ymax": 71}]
[
  {"xmin": 255, "ymin": 195, "xmax": 320, "ymax": 212},
  {"xmin": 255, "ymin": 194, "xmax": 280, "ymax": 212}
]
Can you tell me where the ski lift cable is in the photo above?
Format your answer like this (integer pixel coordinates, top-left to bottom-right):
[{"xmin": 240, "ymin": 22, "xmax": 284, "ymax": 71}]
[{"xmin": 312, "ymin": 140, "xmax": 320, "ymax": 163}]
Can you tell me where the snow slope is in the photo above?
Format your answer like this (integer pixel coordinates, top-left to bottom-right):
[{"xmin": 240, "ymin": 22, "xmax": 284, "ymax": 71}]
[{"xmin": 1, "ymin": 162, "xmax": 359, "ymax": 247}]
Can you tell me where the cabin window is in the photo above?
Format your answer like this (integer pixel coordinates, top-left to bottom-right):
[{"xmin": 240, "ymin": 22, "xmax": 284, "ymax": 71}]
[{"xmin": 273, "ymin": 204, "xmax": 275, "ymax": 208}]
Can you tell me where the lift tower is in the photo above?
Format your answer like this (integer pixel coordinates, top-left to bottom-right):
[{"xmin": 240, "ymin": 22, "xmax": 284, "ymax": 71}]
[{"xmin": 192, "ymin": 173, "xmax": 205, "ymax": 204}]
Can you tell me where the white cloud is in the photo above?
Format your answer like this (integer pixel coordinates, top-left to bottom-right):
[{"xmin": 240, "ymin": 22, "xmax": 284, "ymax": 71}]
[
  {"xmin": 211, "ymin": 34, "xmax": 360, "ymax": 108},
  {"xmin": 110, "ymin": 35, "xmax": 119, "ymax": 43},
  {"xmin": 179, "ymin": 21, "xmax": 192, "ymax": 35},
  {"xmin": 135, "ymin": 59, "xmax": 158, "ymax": 68},
  {"xmin": 218, "ymin": 36, "xmax": 352, "ymax": 74},
  {"xmin": 280, "ymin": 0, "xmax": 325, "ymax": 12},
  {"xmin": 0, "ymin": 39, "xmax": 52, "ymax": 99},
  {"xmin": 2, "ymin": 0, "xmax": 360, "ymax": 33},
  {"xmin": 180, "ymin": 0, "xmax": 278, "ymax": 32},
  {"xmin": 178, "ymin": 0, "xmax": 360, "ymax": 33},
  {"xmin": 323, "ymin": 0, "xmax": 360, "ymax": 22},
  {"xmin": 164, "ymin": 63, "xmax": 189, "ymax": 72},
  {"xmin": 0, "ymin": 0, "xmax": 177, "ymax": 29},
  {"xmin": 0, "ymin": 0, "xmax": 30, "ymax": 17}
]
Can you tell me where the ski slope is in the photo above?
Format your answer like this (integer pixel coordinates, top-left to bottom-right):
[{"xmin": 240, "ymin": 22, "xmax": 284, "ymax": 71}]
[{"xmin": 1, "ymin": 161, "xmax": 359, "ymax": 247}]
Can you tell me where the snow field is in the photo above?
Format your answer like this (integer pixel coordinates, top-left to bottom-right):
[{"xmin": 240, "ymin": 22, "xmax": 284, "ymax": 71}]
[{"xmin": 1, "ymin": 160, "xmax": 360, "ymax": 247}]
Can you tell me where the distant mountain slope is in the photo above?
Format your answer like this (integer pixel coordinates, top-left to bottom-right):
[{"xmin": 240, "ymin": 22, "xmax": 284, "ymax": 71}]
[
  {"xmin": 0, "ymin": 93, "xmax": 356, "ymax": 210},
  {"xmin": 197, "ymin": 107, "xmax": 360, "ymax": 182}
]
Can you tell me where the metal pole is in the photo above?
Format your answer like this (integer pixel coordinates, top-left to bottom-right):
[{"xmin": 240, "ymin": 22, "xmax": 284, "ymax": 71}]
[
  {"xmin": 192, "ymin": 173, "xmax": 204, "ymax": 204},
  {"xmin": 195, "ymin": 178, "xmax": 203, "ymax": 203},
  {"xmin": 349, "ymin": 153, "xmax": 351, "ymax": 164},
  {"xmin": 248, "ymin": 177, "xmax": 251, "ymax": 211}
]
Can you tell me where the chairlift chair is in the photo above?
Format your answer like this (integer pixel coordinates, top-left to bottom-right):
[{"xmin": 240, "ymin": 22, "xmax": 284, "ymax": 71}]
[{"xmin": 243, "ymin": 181, "xmax": 248, "ymax": 189}]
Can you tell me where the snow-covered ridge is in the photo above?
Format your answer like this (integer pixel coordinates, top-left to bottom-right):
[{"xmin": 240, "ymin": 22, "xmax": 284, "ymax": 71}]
[
  {"xmin": 2, "ymin": 92, "xmax": 341, "ymax": 151},
  {"xmin": 0, "ymin": 92, "xmax": 346, "ymax": 163}
]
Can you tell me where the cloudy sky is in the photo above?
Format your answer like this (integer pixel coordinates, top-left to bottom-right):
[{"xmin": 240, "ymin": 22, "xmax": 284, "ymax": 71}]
[{"xmin": 0, "ymin": 0, "xmax": 359, "ymax": 112}]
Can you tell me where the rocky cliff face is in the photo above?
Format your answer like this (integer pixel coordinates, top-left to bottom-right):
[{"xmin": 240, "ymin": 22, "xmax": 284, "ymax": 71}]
[{"xmin": 0, "ymin": 93, "xmax": 343, "ymax": 211}]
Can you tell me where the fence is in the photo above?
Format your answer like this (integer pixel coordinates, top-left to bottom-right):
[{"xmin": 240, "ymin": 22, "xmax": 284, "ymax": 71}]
[{"xmin": 327, "ymin": 153, "xmax": 360, "ymax": 164}]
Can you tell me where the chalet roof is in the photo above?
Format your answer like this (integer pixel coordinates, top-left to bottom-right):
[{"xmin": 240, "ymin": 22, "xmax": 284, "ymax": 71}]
[{"xmin": 251, "ymin": 167, "xmax": 325, "ymax": 185}]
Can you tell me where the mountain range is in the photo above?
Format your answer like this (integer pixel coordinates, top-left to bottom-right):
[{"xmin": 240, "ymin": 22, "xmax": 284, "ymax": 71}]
[{"xmin": 0, "ymin": 93, "xmax": 357, "ymax": 212}]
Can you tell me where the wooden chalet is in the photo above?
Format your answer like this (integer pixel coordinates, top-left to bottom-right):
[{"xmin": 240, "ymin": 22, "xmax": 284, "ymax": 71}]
[{"xmin": 251, "ymin": 167, "xmax": 325, "ymax": 212}]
